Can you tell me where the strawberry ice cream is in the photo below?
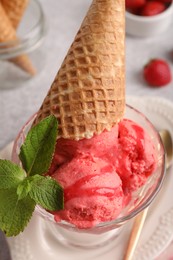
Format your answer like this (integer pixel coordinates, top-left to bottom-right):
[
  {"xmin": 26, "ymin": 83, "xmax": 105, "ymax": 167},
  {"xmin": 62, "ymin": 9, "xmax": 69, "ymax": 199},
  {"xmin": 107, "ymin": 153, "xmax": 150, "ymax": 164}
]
[
  {"xmin": 49, "ymin": 119, "xmax": 157, "ymax": 228},
  {"xmin": 52, "ymin": 156, "xmax": 124, "ymax": 228},
  {"xmin": 116, "ymin": 119, "xmax": 157, "ymax": 192}
]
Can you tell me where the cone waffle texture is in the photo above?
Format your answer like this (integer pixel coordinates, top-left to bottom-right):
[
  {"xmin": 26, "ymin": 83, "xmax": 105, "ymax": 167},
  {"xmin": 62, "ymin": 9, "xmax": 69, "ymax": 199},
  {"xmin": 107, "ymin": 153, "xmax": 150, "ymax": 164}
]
[
  {"xmin": 34, "ymin": 0, "xmax": 125, "ymax": 140},
  {"xmin": 0, "ymin": 2, "xmax": 35, "ymax": 75},
  {"xmin": 1, "ymin": 0, "xmax": 29, "ymax": 29}
]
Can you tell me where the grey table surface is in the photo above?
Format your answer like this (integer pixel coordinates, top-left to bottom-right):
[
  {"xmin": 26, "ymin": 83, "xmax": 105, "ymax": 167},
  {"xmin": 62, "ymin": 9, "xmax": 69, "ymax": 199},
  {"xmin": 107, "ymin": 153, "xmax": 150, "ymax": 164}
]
[
  {"xmin": 0, "ymin": 231, "xmax": 12, "ymax": 260},
  {"xmin": 0, "ymin": 0, "xmax": 173, "ymax": 150}
]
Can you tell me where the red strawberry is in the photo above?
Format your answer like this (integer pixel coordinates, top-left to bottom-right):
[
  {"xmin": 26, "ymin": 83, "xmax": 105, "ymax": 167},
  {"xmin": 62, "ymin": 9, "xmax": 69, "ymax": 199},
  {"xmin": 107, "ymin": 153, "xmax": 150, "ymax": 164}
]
[
  {"xmin": 126, "ymin": 0, "xmax": 146, "ymax": 9},
  {"xmin": 140, "ymin": 1, "xmax": 166, "ymax": 16},
  {"xmin": 157, "ymin": 0, "xmax": 172, "ymax": 4},
  {"xmin": 128, "ymin": 7, "xmax": 143, "ymax": 15},
  {"xmin": 143, "ymin": 59, "xmax": 172, "ymax": 87}
]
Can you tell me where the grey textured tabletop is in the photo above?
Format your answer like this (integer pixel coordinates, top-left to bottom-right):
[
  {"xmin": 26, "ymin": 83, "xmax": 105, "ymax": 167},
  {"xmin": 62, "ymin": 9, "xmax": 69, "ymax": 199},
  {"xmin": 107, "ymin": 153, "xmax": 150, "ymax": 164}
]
[
  {"xmin": 0, "ymin": 231, "xmax": 12, "ymax": 260},
  {"xmin": 0, "ymin": 0, "xmax": 173, "ymax": 149}
]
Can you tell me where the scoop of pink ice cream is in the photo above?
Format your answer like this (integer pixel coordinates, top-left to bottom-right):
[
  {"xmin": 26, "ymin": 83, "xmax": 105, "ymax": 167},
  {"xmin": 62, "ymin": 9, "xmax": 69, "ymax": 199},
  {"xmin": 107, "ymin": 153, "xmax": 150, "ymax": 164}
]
[
  {"xmin": 116, "ymin": 119, "xmax": 157, "ymax": 192},
  {"xmin": 48, "ymin": 118, "xmax": 157, "ymax": 228},
  {"xmin": 52, "ymin": 155, "xmax": 124, "ymax": 228},
  {"xmin": 48, "ymin": 125, "xmax": 118, "ymax": 174}
]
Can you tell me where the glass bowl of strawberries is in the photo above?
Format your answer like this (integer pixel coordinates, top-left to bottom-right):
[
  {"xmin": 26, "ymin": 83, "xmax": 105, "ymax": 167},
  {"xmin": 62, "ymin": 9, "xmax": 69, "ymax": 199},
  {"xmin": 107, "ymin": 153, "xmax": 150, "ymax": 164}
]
[{"xmin": 125, "ymin": 0, "xmax": 173, "ymax": 37}]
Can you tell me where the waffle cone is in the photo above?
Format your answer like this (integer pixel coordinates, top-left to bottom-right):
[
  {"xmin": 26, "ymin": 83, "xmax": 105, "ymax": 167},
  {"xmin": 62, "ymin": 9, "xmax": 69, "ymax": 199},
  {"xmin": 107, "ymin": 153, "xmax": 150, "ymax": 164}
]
[
  {"xmin": 1, "ymin": 0, "xmax": 29, "ymax": 29},
  {"xmin": 0, "ymin": 2, "xmax": 36, "ymax": 75},
  {"xmin": 34, "ymin": 0, "xmax": 125, "ymax": 140}
]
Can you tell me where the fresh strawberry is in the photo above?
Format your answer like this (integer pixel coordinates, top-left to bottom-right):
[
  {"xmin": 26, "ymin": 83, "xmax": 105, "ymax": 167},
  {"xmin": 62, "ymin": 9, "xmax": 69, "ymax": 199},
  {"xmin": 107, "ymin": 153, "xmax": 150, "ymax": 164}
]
[
  {"xmin": 156, "ymin": 0, "xmax": 172, "ymax": 5},
  {"xmin": 140, "ymin": 1, "xmax": 166, "ymax": 16},
  {"xmin": 126, "ymin": 0, "xmax": 146, "ymax": 9},
  {"xmin": 143, "ymin": 59, "xmax": 172, "ymax": 87},
  {"xmin": 127, "ymin": 7, "xmax": 143, "ymax": 15}
]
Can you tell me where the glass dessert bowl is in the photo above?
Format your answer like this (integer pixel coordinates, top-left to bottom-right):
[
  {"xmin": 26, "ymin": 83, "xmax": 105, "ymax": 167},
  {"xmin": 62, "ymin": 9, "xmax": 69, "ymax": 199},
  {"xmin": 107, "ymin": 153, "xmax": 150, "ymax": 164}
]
[
  {"xmin": 0, "ymin": 0, "xmax": 47, "ymax": 89},
  {"xmin": 12, "ymin": 105, "xmax": 165, "ymax": 249}
]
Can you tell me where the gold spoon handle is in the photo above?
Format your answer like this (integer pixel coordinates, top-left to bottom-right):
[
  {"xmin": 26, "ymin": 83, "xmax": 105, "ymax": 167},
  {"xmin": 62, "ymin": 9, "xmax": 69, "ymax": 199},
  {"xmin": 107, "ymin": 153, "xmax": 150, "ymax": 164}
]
[{"xmin": 123, "ymin": 207, "xmax": 149, "ymax": 260}]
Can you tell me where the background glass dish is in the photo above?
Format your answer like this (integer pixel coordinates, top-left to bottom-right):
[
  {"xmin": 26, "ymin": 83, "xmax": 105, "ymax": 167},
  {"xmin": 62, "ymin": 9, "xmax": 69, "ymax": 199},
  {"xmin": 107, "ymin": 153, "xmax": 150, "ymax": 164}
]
[
  {"xmin": 0, "ymin": 0, "xmax": 47, "ymax": 89},
  {"xmin": 12, "ymin": 105, "xmax": 165, "ymax": 249}
]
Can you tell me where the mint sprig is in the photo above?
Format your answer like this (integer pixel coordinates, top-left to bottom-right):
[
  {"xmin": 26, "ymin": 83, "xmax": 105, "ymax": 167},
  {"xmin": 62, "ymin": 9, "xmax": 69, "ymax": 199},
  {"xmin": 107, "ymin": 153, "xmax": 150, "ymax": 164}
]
[
  {"xmin": 0, "ymin": 160, "xmax": 26, "ymax": 189},
  {"xmin": 19, "ymin": 115, "xmax": 58, "ymax": 176},
  {"xmin": 0, "ymin": 115, "xmax": 64, "ymax": 237},
  {"xmin": 0, "ymin": 189, "xmax": 35, "ymax": 237},
  {"xmin": 29, "ymin": 175, "xmax": 63, "ymax": 211}
]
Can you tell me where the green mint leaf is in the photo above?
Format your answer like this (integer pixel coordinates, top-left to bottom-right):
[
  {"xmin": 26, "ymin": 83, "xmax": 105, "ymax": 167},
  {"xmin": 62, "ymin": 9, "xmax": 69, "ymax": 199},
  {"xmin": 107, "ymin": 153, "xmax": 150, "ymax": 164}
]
[
  {"xmin": 17, "ymin": 179, "xmax": 32, "ymax": 200},
  {"xmin": 29, "ymin": 175, "xmax": 64, "ymax": 211},
  {"xmin": 19, "ymin": 115, "xmax": 58, "ymax": 176},
  {"xmin": 0, "ymin": 189, "xmax": 35, "ymax": 236},
  {"xmin": 0, "ymin": 160, "xmax": 26, "ymax": 189}
]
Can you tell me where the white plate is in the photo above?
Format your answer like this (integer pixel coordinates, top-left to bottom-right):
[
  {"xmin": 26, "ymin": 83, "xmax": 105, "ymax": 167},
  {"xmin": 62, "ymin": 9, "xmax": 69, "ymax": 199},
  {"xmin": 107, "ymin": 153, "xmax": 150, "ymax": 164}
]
[{"xmin": 1, "ymin": 96, "xmax": 173, "ymax": 260}]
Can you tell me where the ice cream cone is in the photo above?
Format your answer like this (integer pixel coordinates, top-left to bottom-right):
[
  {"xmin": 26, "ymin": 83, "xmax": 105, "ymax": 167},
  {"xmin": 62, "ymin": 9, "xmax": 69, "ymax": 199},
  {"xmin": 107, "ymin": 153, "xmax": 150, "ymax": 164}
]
[
  {"xmin": 0, "ymin": 2, "xmax": 36, "ymax": 75},
  {"xmin": 1, "ymin": 0, "xmax": 29, "ymax": 29},
  {"xmin": 34, "ymin": 0, "xmax": 125, "ymax": 140}
]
